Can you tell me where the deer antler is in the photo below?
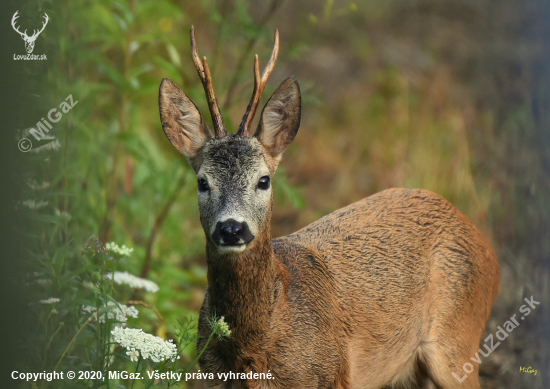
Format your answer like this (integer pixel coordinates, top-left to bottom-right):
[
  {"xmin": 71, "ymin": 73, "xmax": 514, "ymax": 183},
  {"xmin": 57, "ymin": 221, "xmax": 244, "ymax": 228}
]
[
  {"xmin": 190, "ymin": 26, "xmax": 227, "ymax": 138},
  {"xmin": 237, "ymin": 30, "xmax": 280, "ymax": 137},
  {"xmin": 11, "ymin": 11, "xmax": 27, "ymax": 38},
  {"xmin": 30, "ymin": 13, "xmax": 49, "ymax": 39}
]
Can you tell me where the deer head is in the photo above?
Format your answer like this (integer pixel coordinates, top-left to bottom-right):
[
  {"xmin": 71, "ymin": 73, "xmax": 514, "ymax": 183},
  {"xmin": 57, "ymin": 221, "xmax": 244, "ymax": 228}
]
[
  {"xmin": 159, "ymin": 27, "xmax": 300, "ymax": 255},
  {"xmin": 12, "ymin": 11, "xmax": 49, "ymax": 54}
]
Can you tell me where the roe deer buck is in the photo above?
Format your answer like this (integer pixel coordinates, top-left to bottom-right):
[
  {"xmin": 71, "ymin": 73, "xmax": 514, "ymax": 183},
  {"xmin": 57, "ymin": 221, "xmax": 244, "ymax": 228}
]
[{"xmin": 158, "ymin": 27, "xmax": 500, "ymax": 389}]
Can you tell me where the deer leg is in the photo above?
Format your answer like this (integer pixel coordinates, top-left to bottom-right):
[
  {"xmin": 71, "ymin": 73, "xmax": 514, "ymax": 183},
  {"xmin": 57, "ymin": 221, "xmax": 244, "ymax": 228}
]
[
  {"xmin": 419, "ymin": 377, "xmax": 437, "ymax": 389},
  {"xmin": 420, "ymin": 341, "xmax": 482, "ymax": 389}
]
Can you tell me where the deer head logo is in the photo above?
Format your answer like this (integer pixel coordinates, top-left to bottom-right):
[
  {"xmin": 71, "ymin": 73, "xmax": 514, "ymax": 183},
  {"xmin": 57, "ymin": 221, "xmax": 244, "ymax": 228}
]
[{"xmin": 11, "ymin": 11, "xmax": 49, "ymax": 54}]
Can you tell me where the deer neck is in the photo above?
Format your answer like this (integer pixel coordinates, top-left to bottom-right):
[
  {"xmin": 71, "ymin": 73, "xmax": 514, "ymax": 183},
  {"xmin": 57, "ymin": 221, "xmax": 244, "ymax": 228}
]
[{"xmin": 205, "ymin": 224, "xmax": 275, "ymax": 340}]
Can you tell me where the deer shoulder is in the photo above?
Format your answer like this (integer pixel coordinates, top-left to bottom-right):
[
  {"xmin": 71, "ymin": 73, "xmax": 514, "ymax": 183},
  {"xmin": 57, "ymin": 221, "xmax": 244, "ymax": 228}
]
[{"xmin": 158, "ymin": 27, "xmax": 499, "ymax": 389}]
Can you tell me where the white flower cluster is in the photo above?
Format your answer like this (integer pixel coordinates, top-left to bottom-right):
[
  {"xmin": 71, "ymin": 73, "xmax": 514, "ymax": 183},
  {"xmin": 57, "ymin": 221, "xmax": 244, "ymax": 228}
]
[
  {"xmin": 111, "ymin": 327, "xmax": 180, "ymax": 363},
  {"xmin": 21, "ymin": 199, "xmax": 49, "ymax": 210},
  {"xmin": 213, "ymin": 316, "xmax": 232, "ymax": 338},
  {"xmin": 82, "ymin": 302, "xmax": 138, "ymax": 325},
  {"xmin": 105, "ymin": 271, "xmax": 159, "ymax": 293},
  {"xmin": 27, "ymin": 180, "xmax": 50, "ymax": 190},
  {"xmin": 105, "ymin": 242, "xmax": 134, "ymax": 257},
  {"xmin": 54, "ymin": 209, "xmax": 72, "ymax": 220},
  {"xmin": 39, "ymin": 297, "xmax": 60, "ymax": 304}
]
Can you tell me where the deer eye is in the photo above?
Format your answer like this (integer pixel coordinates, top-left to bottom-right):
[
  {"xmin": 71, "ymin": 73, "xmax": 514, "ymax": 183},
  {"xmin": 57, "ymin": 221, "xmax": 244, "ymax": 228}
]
[
  {"xmin": 198, "ymin": 178, "xmax": 210, "ymax": 192},
  {"xmin": 257, "ymin": 176, "xmax": 270, "ymax": 190}
]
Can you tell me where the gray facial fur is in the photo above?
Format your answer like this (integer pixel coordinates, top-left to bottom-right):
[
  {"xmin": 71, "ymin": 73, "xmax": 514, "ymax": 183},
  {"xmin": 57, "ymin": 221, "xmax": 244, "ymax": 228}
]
[
  {"xmin": 196, "ymin": 135, "xmax": 272, "ymax": 254},
  {"xmin": 158, "ymin": 77, "xmax": 301, "ymax": 255}
]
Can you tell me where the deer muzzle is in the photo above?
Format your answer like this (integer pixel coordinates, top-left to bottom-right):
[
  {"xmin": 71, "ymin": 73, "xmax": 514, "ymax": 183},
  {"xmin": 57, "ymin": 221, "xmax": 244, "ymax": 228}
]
[{"xmin": 212, "ymin": 219, "xmax": 255, "ymax": 253}]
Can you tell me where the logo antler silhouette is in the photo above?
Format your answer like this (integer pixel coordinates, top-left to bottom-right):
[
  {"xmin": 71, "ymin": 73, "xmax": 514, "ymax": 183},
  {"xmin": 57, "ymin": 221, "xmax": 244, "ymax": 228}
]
[{"xmin": 12, "ymin": 11, "xmax": 49, "ymax": 54}]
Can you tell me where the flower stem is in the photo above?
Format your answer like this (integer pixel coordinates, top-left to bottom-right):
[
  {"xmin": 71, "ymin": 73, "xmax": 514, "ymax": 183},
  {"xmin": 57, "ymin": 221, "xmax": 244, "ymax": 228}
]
[
  {"xmin": 185, "ymin": 331, "xmax": 215, "ymax": 374},
  {"xmin": 130, "ymin": 357, "xmax": 141, "ymax": 389},
  {"xmin": 53, "ymin": 314, "xmax": 94, "ymax": 372}
]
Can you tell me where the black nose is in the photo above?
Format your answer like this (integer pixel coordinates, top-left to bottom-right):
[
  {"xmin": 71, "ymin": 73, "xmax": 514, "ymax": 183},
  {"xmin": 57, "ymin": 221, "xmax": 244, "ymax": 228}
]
[
  {"xmin": 212, "ymin": 219, "xmax": 255, "ymax": 246},
  {"xmin": 222, "ymin": 221, "xmax": 242, "ymax": 235}
]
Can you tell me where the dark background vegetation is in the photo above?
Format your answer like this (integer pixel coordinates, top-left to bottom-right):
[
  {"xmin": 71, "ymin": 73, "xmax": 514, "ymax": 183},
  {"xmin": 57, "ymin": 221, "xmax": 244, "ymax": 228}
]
[{"xmin": 5, "ymin": 0, "xmax": 549, "ymax": 388}]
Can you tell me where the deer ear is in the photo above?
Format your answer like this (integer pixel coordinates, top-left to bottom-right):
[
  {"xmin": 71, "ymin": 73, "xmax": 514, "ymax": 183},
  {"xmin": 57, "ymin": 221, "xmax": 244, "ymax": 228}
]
[
  {"xmin": 159, "ymin": 78, "xmax": 213, "ymax": 160},
  {"xmin": 255, "ymin": 77, "xmax": 301, "ymax": 160}
]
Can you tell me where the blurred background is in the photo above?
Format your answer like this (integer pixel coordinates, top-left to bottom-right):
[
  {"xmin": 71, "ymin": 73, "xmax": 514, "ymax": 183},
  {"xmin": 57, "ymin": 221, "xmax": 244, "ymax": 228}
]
[{"xmin": 6, "ymin": 0, "xmax": 549, "ymax": 388}]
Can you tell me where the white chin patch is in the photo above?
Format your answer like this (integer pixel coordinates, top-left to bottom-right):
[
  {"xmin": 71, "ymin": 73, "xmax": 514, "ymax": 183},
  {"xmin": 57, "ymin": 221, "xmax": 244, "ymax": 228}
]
[{"xmin": 217, "ymin": 244, "xmax": 247, "ymax": 255}]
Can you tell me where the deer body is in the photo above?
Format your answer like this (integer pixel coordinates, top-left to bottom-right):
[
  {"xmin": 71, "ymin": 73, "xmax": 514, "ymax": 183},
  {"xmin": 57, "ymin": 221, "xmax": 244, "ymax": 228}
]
[
  {"xmin": 159, "ymin": 28, "xmax": 499, "ymax": 389},
  {"xmin": 195, "ymin": 187, "xmax": 499, "ymax": 389}
]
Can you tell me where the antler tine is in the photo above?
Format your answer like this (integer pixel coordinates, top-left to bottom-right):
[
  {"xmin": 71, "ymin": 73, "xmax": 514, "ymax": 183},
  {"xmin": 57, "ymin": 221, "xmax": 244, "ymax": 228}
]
[
  {"xmin": 237, "ymin": 56, "xmax": 261, "ymax": 137},
  {"xmin": 190, "ymin": 26, "xmax": 204, "ymax": 75},
  {"xmin": 190, "ymin": 26, "xmax": 227, "ymax": 138},
  {"xmin": 237, "ymin": 29, "xmax": 280, "ymax": 137}
]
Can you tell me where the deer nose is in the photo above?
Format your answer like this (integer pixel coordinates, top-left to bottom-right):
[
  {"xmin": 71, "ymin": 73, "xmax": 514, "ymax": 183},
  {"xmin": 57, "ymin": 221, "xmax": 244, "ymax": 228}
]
[
  {"xmin": 213, "ymin": 219, "xmax": 254, "ymax": 246},
  {"xmin": 221, "ymin": 221, "xmax": 242, "ymax": 235}
]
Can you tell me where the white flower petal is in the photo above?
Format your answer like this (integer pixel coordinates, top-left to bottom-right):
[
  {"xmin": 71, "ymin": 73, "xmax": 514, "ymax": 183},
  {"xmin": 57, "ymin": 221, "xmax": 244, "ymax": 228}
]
[
  {"xmin": 82, "ymin": 302, "xmax": 138, "ymax": 325},
  {"xmin": 111, "ymin": 327, "xmax": 178, "ymax": 363},
  {"xmin": 105, "ymin": 271, "xmax": 159, "ymax": 293},
  {"xmin": 105, "ymin": 242, "xmax": 134, "ymax": 257},
  {"xmin": 39, "ymin": 297, "xmax": 60, "ymax": 304}
]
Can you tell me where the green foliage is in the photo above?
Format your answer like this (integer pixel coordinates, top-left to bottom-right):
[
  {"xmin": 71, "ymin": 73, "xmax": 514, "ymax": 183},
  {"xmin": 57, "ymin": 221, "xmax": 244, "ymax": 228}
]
[
  {"xmin": 14, "ymin": 1, "xmax": 550, "ymax": 389},
  {"xmin": 17, "ymin": 0, "xmax": 304, "ymax": 388}
]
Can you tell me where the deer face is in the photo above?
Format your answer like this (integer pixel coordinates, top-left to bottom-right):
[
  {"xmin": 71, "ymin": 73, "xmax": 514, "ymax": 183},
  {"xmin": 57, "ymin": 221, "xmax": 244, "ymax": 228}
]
[
  {"xmin": 158, "ymin": 77, "xmax": 301, "ymax": 254},
  {"xmin": 195, "ymin": 137, "xmax": 272, "ymax": 253}
]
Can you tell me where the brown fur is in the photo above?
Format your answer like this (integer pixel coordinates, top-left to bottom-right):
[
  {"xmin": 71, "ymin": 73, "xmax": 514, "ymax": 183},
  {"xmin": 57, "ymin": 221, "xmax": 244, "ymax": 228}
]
[
  {"xmin": 196, "ymin": 188, "xmax": 499, "ymax": 388},
  {"xmin": 157, "ymin": 49, "xmax": 499, "ymax": 388}
]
